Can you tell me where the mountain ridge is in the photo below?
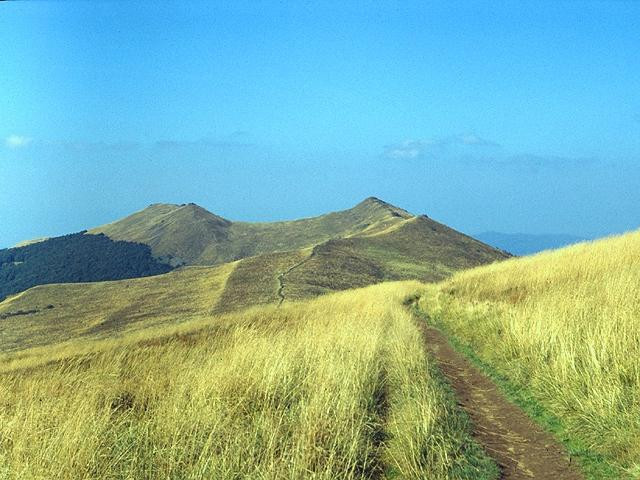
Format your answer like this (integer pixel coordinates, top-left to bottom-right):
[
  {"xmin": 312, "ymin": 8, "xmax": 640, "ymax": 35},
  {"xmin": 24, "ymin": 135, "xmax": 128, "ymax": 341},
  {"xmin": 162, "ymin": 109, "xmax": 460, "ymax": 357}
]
[
  {"xmin": 1, "ymin": 197, "xmax": 509, "ymax": 315},
  {"xmin": 88, "ymin": 197, "xmax": 417, "ymax": 265}
]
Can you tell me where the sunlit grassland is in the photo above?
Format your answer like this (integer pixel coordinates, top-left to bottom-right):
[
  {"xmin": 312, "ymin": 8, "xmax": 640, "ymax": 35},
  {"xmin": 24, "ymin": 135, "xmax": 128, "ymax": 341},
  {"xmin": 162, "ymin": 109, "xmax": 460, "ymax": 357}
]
[
  {"xmin": 214, "ymin": 249, "xmax": 309, "ymax": 311},
  {"xmin": 0, "ymin": 263, "xmax": 235, "ymax": 354},
  {"xmin": 0, "ymin": 282, "xmax": 495, "ymax": 479},
  {"xmin": 419, "ymin": 231, "xmax": 640, "ymax": 478}
]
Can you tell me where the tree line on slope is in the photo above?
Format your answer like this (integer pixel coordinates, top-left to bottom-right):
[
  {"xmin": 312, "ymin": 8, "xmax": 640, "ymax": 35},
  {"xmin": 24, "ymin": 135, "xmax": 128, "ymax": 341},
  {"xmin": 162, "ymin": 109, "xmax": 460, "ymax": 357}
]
[{"xmin": 0, "ymin": 232, "xmax": 173, "ymax": 301}]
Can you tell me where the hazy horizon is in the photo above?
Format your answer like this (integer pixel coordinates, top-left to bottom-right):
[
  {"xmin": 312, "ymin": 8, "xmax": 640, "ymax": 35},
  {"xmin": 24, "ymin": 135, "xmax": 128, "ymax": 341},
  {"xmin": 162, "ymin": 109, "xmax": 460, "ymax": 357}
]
[{"xmin": 2, "ymin": 1, "xmax": 639, "ymax": 247}]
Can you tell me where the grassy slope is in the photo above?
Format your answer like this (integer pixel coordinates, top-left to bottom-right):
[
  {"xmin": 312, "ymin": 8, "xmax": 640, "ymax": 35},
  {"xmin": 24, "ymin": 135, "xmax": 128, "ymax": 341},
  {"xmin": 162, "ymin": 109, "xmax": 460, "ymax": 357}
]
[
  {"xmin": 418, "ymin": 231, "xmax": 640, "ymax": 478},
  {"xmin": 344, "ymin": 215, "xmax": 509, "ymax": 279},
  {"xmin": 214, "ymin": 249, "xmax": 309, "ymax": 312},
  {"xmin": 2, "ymin": 207, "xmax": 507, "ymax": 355},
  {"xmin": 284, "ymin": 216, "xmax": 510, "ymax": 297},
  {"xmin": 207, "ymin": 214, "xmax": 508, "ymax": 308},
  {"xmin": 88, "ymin": 203, "xmax": 233, "ymax": 266},
  {"xmin": 0, "ymin": 282, "xmax": 496, "ymax": 480},
  {"xmin": 0, "ymin": 263, "xmax": 235, "ymax": 356}
]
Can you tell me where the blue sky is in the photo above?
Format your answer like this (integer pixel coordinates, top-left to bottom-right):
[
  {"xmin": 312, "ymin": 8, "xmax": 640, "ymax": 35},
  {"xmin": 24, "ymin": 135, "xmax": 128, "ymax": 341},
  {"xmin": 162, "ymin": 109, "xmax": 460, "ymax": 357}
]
[{"xmin": 1, "ymin": 1, "xmax": 639, "ymax": 248}]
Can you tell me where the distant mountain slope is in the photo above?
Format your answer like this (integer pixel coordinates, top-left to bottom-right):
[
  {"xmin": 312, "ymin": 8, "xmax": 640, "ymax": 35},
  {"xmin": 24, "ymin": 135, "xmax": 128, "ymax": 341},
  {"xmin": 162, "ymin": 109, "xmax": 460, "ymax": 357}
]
[
  {"xmin": 2, "ymin": 198, "xmax": 509, "ymax": 351},
  {"xmin": 2, "ymin": 196, "xmax": 510, "ymax": 341},
  {"xmin": 214, "ymin": 214, "xmax": 510, "ymax": 311},
  {"xmin": 2, "ymin": 215, "xmax": 509, "ymax": 351},
  {"xmin": 280, "ymin": 215, "xmax": 510, "ymax": 302},
  {"xmin": 87, "ymin": 203, "xmax": 231, "ymax": 266},
  {"xmin": 474, "ymin": 231, "xmax": 586, "ymax": 256},
  {"xmin": 0, "ymin": 232, "xmax": 173, "ymax": 302},
  {"xmin": 89, "ymin": 197, "xmax": 413, "ymax": 265}
]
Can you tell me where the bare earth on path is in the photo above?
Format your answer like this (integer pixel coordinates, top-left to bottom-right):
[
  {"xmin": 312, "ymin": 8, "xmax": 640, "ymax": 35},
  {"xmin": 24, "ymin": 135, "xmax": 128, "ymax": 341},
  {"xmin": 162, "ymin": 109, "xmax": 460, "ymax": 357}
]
[{"xmin": 420, "ymin": 323, "xmax": 584, "ymax": 480}]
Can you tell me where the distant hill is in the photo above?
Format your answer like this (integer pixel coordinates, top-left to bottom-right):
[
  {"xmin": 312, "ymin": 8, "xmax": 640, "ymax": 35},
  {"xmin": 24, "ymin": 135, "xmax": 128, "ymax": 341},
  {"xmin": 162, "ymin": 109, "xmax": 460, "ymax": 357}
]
[
  {"xmin": 215, "ymin": 213, "xmax": 508, "ymax": 312},
  {"xmin": 0, "ymin": 232, "xmax": 173, "ymax": 302},
  {"xmin": 1, "ymin": 197, "xmax": 509, "ymax": 349},
  {"xmin": 88, "ymin": 197, "xmax": 414, "ymax": 266},
  {"xmin": 474, "ymin": 231, "xmax": 586, "ymax": 256}
]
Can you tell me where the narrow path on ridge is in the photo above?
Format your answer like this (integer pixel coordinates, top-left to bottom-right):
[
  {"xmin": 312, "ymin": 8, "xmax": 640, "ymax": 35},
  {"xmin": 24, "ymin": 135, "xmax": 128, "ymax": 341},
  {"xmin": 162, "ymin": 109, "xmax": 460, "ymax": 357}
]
[
  {"xmin": 411, "ymin": 305, "xmax": 584, "ymax": 479},
  {"xmin": 276, "ymin": 249, "xmax": 316, "ymax": 306}
]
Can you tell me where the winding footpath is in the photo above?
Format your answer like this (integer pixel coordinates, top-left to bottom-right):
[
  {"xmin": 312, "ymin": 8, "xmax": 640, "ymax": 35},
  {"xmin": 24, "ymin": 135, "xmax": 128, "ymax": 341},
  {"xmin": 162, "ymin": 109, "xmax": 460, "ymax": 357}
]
[
  {"xmin": 276, "ymin": 249, "xmax": 316, "ymax": 306},
  {"xmin": 417, "ymin": 320, "xmax": 584, "ymax": 479}
]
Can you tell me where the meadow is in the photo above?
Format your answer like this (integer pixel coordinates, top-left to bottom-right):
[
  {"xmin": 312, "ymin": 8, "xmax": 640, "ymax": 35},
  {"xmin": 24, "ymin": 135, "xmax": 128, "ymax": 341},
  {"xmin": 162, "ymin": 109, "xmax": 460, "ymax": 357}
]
[
  {"xmin": 419, "ymin": 231, "xmax": 640, "ymax": 478},
  {"xmin": 0, "ymin": 263, "xmax": 234, "ymax": 355},
  {"xmin": 0, "ymin": 282, "xmax": 495, "ymax": 480}
]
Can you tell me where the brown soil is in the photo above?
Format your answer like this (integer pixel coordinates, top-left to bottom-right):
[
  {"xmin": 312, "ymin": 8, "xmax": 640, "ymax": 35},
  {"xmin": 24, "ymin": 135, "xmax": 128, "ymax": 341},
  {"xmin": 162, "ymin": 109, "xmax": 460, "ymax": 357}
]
[{"xmin": 420, "ymin": 323, "xmax": 584, "ymax": 480}]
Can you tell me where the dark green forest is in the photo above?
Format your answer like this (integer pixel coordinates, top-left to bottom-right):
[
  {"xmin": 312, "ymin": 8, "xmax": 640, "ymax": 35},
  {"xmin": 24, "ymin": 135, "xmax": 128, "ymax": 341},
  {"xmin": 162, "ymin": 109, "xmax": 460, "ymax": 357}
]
[{"xmin": 0, "ymin": 232, "xmax": 173, "ymax": 301}]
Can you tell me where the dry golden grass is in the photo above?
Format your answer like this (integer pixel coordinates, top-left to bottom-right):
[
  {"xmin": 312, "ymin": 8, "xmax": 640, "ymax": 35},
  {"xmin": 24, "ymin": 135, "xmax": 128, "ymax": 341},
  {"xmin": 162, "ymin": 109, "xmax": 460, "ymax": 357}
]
[
  {"xmin": 0, "ymin": 263, "xmax": 235, "ymax": 354},
  {"xmin": 214, "ymin": 249, "xmax": 309, "ymax": 311},
  {"xmin": 0, "ymin": 282, "xmax": 494, "ymax": 480},
  {"xmin": 420, "ymin": 231, "xmax": 640, "ymax": 477}
]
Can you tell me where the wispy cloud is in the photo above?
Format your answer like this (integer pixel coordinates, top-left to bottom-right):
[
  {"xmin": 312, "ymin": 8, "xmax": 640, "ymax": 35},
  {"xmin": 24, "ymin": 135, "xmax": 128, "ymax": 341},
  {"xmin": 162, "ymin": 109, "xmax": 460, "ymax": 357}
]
[
  {"xmin": 382, "ymin": 140, "xmax": 435, "ymax": 159},
  {"xmin": 228, "ymin": 130, "xmax": 251, "ymax": 139},
  {"xmin": 5, "ymin": 135, "xmax": 32, "ymax": 149},
  {"xmin": 383, "ymin": 133, "xmax": 499, "ymax": 159},
  {"xmin": 456, "ymin": 133, "xmax": 499, "ymax": 147},
  {"xmin": 382, "ymin": 134, "xmax": 599, "ymax": 175},
  {"xmin": 39, "ymin": 133, "xmax": 254, "ymax": 153}
]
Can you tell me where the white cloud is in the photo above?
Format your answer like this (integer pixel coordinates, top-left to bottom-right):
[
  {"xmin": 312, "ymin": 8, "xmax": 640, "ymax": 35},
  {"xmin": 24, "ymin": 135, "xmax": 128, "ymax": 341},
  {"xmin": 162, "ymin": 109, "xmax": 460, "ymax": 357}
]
[
  {"xmin": 383, "ymin": 134, "xmax": 499, "ymax": 159},
  {"xmin": 5, "ymin": 135, "xmax": 32, "ymax": 149},
  {"xmin": 383, "ymin": 140, "xmax": 434, "ymax": 159}
]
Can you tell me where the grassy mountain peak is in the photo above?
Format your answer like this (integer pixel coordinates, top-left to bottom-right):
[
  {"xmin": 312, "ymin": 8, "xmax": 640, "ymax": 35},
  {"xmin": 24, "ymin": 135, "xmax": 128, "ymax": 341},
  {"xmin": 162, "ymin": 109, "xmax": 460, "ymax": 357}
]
[
  {"xmin": 89, "ymin": 197, "xmax": 417, "ymax": 265},
  {"xmin": 88, "ymin": 203, "xmax": 231, "ymax": 265},
  {"xmin": 351, "ymin": 196, "xmax": 413, "ymax": 220}
]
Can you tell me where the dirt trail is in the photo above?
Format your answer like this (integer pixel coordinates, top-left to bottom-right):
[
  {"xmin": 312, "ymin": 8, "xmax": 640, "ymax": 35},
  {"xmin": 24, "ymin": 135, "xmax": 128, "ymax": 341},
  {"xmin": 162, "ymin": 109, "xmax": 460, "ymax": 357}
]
[
  {"xmin": 419, "ymin": 322, "xmax": 584, "ymax": 480},
  {"xmin": 276, "ymin": 249, "xmax": 315, "ymax": 306}
]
